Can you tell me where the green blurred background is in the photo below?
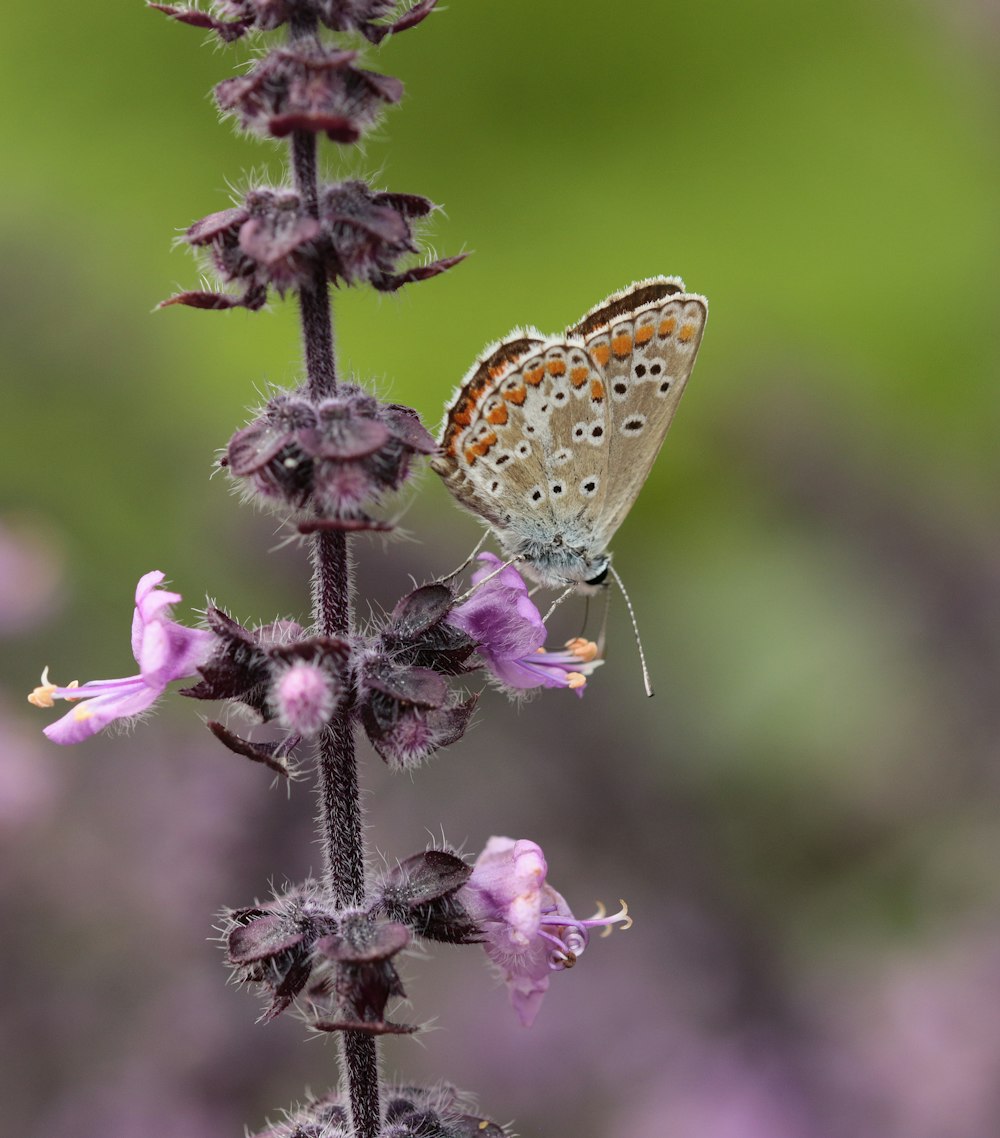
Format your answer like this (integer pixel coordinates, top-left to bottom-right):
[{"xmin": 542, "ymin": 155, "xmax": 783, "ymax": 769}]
[{"xmin": 3, "ymin": 2, "xmax": 1000, "ymax": 1136}]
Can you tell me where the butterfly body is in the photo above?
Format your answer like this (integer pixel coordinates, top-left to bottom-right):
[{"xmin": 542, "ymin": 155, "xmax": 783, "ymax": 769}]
[{"xmin": 431, "ymin": 278, "xmax": 707, "ymax": 589}]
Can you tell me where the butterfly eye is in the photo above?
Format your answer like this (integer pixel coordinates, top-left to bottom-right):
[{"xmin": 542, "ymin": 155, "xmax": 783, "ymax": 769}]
[{"xmin": 584, "ymin": 564, "xmax": 609, "ymax": 586}]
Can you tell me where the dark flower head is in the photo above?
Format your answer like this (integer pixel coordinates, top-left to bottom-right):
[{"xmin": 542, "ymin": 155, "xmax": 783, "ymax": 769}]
[
  {"xmin": 382, "ymin": 1085, "xmax": 506, "ymax": 1138},
  {"xmin": 251, "ymin": 1085, "xmax": 505, "ymax": 1138},
  {"xmin": 311, "ymin": 912, "xmax": 414, "ymax": 1033},
  {"xmin": 224, "ymin": 881, "xmax": 341, "ymax": 1021},
  {"xmin": 161, "ymin": 181, "xmax": 464, "ymax": 310},
  {"xmin": 447, "ymin": 554, "xmax": 602, "ymax": 696},
  {"xmin": 460, "ymin": 836, "xmax": 632, "ymax": 1027},
  {"xmin": 359, "ymin": 657, "xmax": 476, "ymax": 770},
  {"xmin": 152, "ymin": 0, "xmax": 439, "ymax": 45},
  {"xmin": 181, "ymin": 607, "xmax": 348, "ymax": 770},
  {"xmin": 248, "ymin": 1091, "xmax": 349, "ymax": 1138},
  {"xmin": 379, "ymin": 583, "xmax": 477, "ymax": 675},
  {"xmin": 374, "ymin": 850, "xmax": 480, "ymax": 944},
  {"xmin": 225, "ymin": 384, "xmax": 435, "ymax": 527},
  {"xmin": 183, "ymin": 606, "xmax": 348, "ymax": 724},
  {"xmin": 215, "ymin": 45, "xmax": 403, "ymax": 143}
]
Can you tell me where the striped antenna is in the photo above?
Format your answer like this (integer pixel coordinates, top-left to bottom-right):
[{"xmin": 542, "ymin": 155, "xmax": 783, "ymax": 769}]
[{"xmin": 609, "ymin": 564, "xmax": 654, "ymax": 698}]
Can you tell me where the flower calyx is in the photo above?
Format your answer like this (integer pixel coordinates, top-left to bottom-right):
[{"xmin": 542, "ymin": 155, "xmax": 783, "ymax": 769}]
[
  {"xmin": 224, "ymin": 883, "xmax": 415, "ymax": 1032},
  {"xmin": 216, "ymin": 44, "xmax": 402, "ymax": 143},
  {"xmin": 310, "ymin": 910, "xmax": 417, "ymax": 1036},
  {"xmin": 183, "ymin": 606, "xmax": 350, "ymax": 773},
  {"xmin": 372, "ymin": 849, "xmax": 481, "ymax": 944},
  {"xmin": 246, "ymin": 1083, "xmax": 505, "ymax": 1138},
  {"xmin": 225, "ymin": 384, "xmax": 436, "ymax": 530},
  {"xmin": 224, "ymin": 881, "xmax": 341, "ymax": 1021},
  {"xmin": 151, "ymin": 0, "xmax": 439, "ymax": 45},
  {"xmin": 358, "ymin": 655, "xmax": 477, "ymax": 770},
  {"xmin": 161, "ymin": 181, "xmax": 464, "ymax": 311},
  {"xmin": 381, "ymin": 1085, "xmax": 507, "ymax": 1138}
]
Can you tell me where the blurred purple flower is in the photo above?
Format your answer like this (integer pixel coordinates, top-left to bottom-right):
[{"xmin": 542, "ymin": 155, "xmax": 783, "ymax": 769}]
[
  {"xmin": 461, "ymin": 836, "xmax": 630, "ymax": 1027},
  {"xmin": 28, "ymin": 571, "xmax": 213, "ymax": 745},
  {"xmin": 447, "ymin": 554, "xmax": 601, "ymax": 695}
]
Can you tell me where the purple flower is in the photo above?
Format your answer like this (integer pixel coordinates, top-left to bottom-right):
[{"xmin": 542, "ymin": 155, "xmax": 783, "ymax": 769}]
[
  {"xmin": 28, "ymin": 571, "xmax": 214, "ymax": 745},
  {"xmin": 447, "ymin": 554, "xmax": 602, "ymax": 695},
  {"xmin": 461, "ymin": 836, "xmax": 631, "ymax": 1027}
]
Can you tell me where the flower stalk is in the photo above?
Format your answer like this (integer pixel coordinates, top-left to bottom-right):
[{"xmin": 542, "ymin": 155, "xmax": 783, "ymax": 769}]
[{"xmin": 29, "ymin": 5, "xmax": 631, "ymax": 1135}]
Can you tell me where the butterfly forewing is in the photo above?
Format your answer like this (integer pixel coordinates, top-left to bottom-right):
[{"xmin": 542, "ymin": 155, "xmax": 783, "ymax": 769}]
[{"xmin": 579, "ymin": 288, "xmax": 707, "ymax": 544}]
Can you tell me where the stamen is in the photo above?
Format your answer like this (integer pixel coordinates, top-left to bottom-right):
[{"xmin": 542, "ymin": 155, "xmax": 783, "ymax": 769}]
[
  {"xmin": 564, "ymin": 636, "xmax": 600, "ymax": 663},
  {"xmin": 565, "ymin": 672, "xmax": 586, "ymax": 689},
  {"xmin": 590, "ymin": 898, "xmax": 632, "ymax": 936},
  {"xmin": 27, "ymin": 668, "xmax": 79, "ymax": 708}
]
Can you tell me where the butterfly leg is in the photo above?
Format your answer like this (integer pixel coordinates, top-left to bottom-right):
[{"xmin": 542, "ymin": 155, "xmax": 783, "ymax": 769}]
[{"xmin": 437, "ymin": 530, "xmax": 490, "ymax": 584}]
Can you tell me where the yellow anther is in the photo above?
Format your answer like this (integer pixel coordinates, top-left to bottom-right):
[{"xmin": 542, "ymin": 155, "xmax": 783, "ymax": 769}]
[
  {"xmin": 535, "ymin": 646, "xmax": 547, "ymax": 654},
  {"xmin": 566, "ymin": 672, "xmax": 587, "ymax": 690},
  {"xmin": 564, "ymin": 636, "xmax": 600, "ymax": 663},
  {"xmin": 592, "ymin": 898, "xmax": 632, "ymax": 936},
  {"xmin": 29, "ymin": 668, "xmax": 81, "ymax": 708},
  {"xmin": 28, "ymin": 682, "xmax": 56, "ymax": 709}
]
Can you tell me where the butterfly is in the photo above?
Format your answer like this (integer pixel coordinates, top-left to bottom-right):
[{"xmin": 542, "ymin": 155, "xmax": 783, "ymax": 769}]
[{"xmin": 431, "ymin": 277, "xmax": 707, "ymax": 590}]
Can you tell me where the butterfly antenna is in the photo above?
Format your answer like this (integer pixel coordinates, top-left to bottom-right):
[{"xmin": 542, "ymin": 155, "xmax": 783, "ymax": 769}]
[
  {"xmin": 542, "ymin": 584, "xmax": 576, "ymax": 624},
  {"xmin": 609, "ymin": 564, "xmax": 654, "ymax": 698}
]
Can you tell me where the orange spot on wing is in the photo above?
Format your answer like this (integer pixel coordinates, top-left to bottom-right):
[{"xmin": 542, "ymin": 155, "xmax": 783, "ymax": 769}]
[
  {"xmin": 611, "ymin": 333, "xmax": 632, "ymax": 359},
  {"xmin": 487, "ymin": 404, "xmax": 508, "ymax": 425},
  {"xmin": 470, "ymin": 431, "xmax": 497, "ymax": 457},
  {"xmin": 635, "ymin": 324, "xmax": 654, "ymax": 345},
  {"xmin": 590, "ymin": 342, "xmax": 611, "ymax": 367},
  {"xmin": 590, "ymin": 379, "xmax": 605, "ymax": 402},
  {"xmin": 503, "ymin": 385, "xmax": 527, "ymax": 405},
  {"xmin": 464, "ymin": 447, "xmax": 477, "ymax": 465},
  {"xmin": 546, "ymin": 358, "xmax": 567, "ymax": 377},
  {"xmin": 658, "ymin": 316, "xmax": 676, "ymax": 337},
  {"xmin": 524, "ymin": 365, "xmax": 545, "ymax": 386},
  {"xmin": 570, "ymin": 365, "xmax": 590, "ymax": 387},
  {"xmin": 452, "ymin": 406, "xmax": 473, "ymax": 428},
  {"xmin": 678, "ymin": 322, "xmax": 696, "ymax": 342}
]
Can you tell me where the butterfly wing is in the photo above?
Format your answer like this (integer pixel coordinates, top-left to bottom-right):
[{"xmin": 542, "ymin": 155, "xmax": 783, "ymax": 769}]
[
  {"xmin": 432, "ymin": 330, "xmax": 613, "ymax": 575},
  {"xmin": 567, "ymin": 278, "xmax": 708, "ymax": 545},
  {"xmin": 433, "ymin": 277, "xmax": 707, "ymax": 584}
]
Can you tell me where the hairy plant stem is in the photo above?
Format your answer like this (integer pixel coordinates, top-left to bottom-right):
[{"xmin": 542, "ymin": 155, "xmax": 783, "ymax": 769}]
[{"xmin": 288, "ymin": 20, "xmax": 379, "ymax": 1138}]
